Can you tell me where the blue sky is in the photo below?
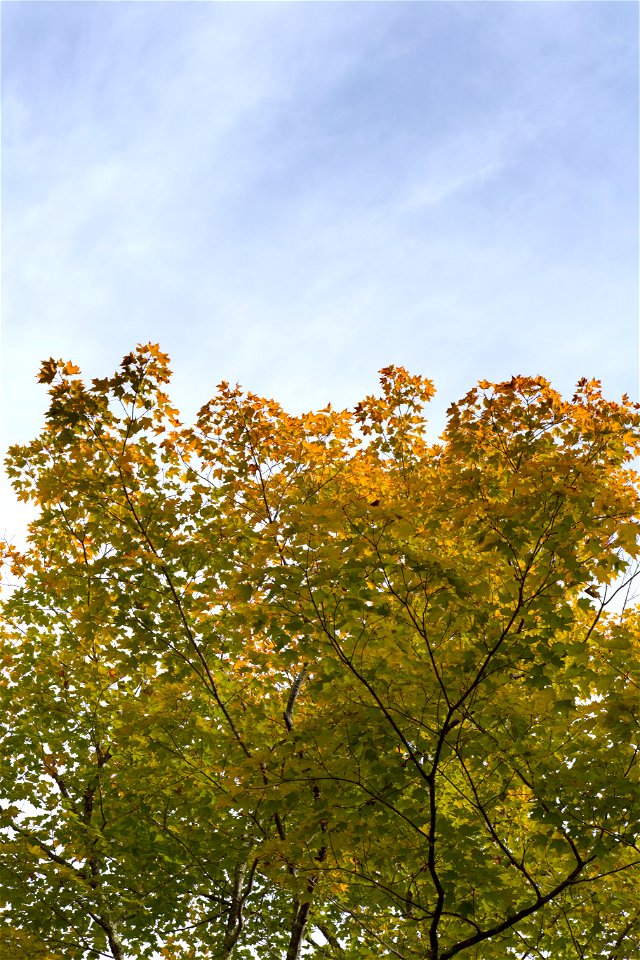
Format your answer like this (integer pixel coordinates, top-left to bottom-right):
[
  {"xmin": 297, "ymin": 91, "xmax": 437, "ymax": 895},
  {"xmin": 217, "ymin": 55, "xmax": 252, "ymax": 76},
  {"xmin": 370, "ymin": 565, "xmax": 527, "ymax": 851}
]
[{"xmin": 1, "ymin": 1, "xmax": 638, "ymax": 538}]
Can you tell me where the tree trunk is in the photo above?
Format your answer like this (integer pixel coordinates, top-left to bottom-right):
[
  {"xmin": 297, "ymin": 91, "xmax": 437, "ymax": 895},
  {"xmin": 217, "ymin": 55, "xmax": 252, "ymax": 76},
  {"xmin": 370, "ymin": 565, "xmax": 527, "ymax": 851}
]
[
  {"xmin": 286, "ymin": 898, "xmax": 313, "ymax": 960},
  {"xmin": 222, "ymin": 860, "xmax": 247, "ymax": 959}
]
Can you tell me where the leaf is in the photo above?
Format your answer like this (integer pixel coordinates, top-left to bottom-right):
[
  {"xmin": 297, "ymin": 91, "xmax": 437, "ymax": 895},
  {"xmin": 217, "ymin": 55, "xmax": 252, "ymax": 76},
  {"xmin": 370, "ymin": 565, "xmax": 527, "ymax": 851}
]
[{"xmin": 36, "ymin": 358, "xmax": 59, "ymax": 384}]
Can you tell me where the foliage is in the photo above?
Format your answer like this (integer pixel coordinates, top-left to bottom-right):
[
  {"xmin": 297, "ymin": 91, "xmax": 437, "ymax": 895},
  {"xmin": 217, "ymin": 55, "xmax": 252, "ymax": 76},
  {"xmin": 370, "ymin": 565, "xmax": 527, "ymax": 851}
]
[{"xmin": 1, "ymin": 344, "xmax": 640, "ymax": 960}]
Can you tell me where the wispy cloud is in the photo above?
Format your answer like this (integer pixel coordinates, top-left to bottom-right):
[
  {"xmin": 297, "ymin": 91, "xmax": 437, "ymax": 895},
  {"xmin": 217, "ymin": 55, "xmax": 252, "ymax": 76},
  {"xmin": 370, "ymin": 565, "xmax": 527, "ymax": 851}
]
[{"xmin": 1, "ymin": 1, "xmax": 637, "ymax": 497}]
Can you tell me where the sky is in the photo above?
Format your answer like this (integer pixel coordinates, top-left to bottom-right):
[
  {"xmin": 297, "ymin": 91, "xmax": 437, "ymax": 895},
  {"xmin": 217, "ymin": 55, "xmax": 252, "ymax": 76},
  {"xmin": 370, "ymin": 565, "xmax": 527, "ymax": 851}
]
[{"xmin": 1, "ymin": 0, "xmax": 638, "ymax": 542}]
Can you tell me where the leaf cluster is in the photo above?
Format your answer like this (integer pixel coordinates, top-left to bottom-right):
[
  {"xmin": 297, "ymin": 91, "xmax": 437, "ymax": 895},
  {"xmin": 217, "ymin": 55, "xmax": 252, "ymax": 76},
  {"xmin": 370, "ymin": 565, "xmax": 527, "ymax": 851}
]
[{"xmin": 2, "ymin": 347, "xmax": 640, "ymax": 959}]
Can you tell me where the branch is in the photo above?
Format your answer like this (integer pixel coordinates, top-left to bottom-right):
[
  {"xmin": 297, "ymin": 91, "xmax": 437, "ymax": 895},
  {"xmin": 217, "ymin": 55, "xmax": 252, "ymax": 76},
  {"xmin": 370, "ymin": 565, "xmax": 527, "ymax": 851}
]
[
  {"xmin": 440, "ymin": 858, "xmax": 593, "ymax": 960},
  {"xmin": 284, "ymin": 666, "xmax": 308, "ymax": 732}
]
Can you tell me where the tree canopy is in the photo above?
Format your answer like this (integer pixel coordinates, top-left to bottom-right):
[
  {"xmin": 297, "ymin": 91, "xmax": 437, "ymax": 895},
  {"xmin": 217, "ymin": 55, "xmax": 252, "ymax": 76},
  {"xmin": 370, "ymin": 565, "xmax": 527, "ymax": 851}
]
[{"xmin": 1, "ymin": 344, "xmax": 640, "ymax": 960}]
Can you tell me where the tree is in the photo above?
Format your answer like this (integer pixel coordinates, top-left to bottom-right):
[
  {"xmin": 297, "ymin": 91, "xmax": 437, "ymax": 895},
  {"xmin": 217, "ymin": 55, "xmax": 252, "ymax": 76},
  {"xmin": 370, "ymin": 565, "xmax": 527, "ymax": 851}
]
[{"xmin": 1, "ymin": 344, "xmax": 640, "ymax": 960}]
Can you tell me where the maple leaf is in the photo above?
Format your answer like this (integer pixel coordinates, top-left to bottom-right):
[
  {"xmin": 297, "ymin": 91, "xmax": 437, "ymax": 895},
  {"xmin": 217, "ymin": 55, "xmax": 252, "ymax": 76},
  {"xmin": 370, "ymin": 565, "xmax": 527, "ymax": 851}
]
[{"xmin": 36, "ymin": 358, "xmax": 60, "ymax": 384}]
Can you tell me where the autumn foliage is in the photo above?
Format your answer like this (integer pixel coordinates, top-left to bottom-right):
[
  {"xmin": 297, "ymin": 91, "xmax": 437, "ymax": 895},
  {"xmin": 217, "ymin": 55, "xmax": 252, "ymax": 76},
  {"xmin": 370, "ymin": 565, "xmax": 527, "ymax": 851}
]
[{"xmin": 1, "ymin": 345, "xmax": 640, "ymax": 959}]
